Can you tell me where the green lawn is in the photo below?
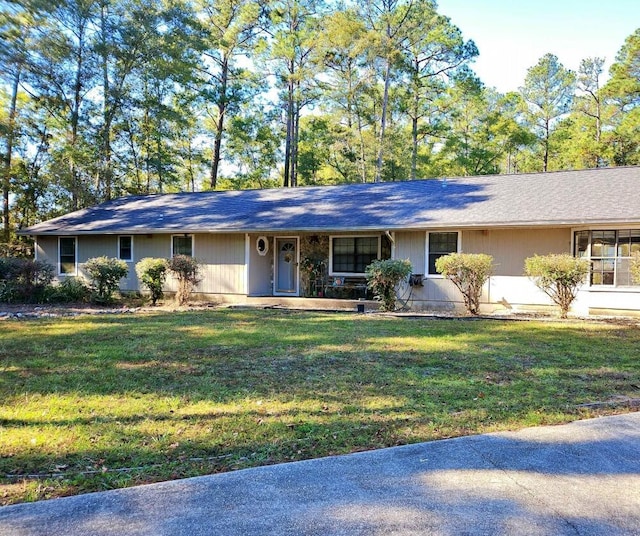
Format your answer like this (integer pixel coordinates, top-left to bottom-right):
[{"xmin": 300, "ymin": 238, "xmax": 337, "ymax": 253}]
[{"xmin": 1, "ymin": 309, "xmax": 639, "ymax": 504}]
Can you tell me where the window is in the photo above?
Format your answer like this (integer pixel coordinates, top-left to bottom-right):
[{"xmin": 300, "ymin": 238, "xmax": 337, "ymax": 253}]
[
  {"xmin": 172, "ymin": 235, "xmax": 193, "ymax": 257},
  {"xmin": 427, "ymin": 232, "xmax": 459, "ymax": 275},
  {"xmin": 118, "ymin": 236, "xmax": 133, "ymax": 261},
  {"xmin": 331, "ymin": 236, "xmax": 380, "ymax": 274},
  {"xmin": 59, "ymin": 237, "xmax": 77, "ymax": 275},
  {"xmin": 574, "ymin": 229, "xmax": 640, "ymax": 286}
]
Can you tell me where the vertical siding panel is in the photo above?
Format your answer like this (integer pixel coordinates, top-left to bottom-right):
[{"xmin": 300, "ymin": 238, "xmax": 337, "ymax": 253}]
[
  {"xmin": 463, "ymin": 228, "xmax": 571, "ymax": 276},
  {"xmin": 395, "ymin": 231, "xmax": 426, "ymax": 274}
]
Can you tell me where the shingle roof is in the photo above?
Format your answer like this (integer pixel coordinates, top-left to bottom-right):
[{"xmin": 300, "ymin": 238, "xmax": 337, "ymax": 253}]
[{"xmin": 20, "ymin": 166, "xmax": 640, "ymax": 236}]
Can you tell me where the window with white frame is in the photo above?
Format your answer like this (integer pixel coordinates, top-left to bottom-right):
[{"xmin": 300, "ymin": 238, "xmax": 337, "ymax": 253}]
[
  {"xmin": 330, "ymin": 236, "xmax": 380, "ymax": 275},
  {"xmin": 172, "ymin": 235, "xmax": 193, "ymax": 257},
  {"xmin": 574, "ymin": 229, "xmax": 640, "ymax": 286},
  {"xmin": 427, "ymin": 231, "xmax": 459, "ymax": 275},
  {"xmin": 118, "ymin": 236, "xmax": 133, "ymax": 261},
  {"xmin": 59, "ymin": 237, "xmax": 77, "ymax": 275}
]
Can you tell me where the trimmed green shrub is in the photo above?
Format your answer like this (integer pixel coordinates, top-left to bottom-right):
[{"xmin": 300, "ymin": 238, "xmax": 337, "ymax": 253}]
[
  {"xmin": 524, "ymin": 254, "xmax": 589, "ymax": 318},
  {"xmin": 436, "ymin": 253, "xmax": 494, "ymax": 315},
  {"xmin": 44, "ymin": 277, "xmax": 90, "ymax": 303},
  {"xmin": 0, "ymin": 257, "xmax": 54, "ymax": 303},
  {"xmin": 135, "ymin": 258, "xmax": 168, "ymax": 306},
  {"xmin": 631, "ymin": 252, "xmax": 640, "ymax": 286},
  {"xmin": 167, "ymin": 255, "xmax": 201, "ymax": 306},
  {"xmin": 84, "ymin": 256, "xmax": 129, "ymax": 303},
  {"xmin": 365, "ymin": 259, "xmax": 413, "ymax": 312}
]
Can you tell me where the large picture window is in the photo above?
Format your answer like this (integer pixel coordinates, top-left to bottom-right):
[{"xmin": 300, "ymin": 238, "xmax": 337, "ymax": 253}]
[
  {"xmin": 574, "ymin": 229, "xmax": 640, "ymax": 286},
  {"xmin": 172, "ymin": 235, "xmax": 193, "ymax": 257},
  {"xmin": 427, "ymin": 232, "xmax": 459, "ymax": 275},
  {"xmin": 331, "ymin": 236, "xmax": 380, "ymax": 274},
  {"xmin": 59, "ymin": 237, "xmax": 77, "ymax": 275}
]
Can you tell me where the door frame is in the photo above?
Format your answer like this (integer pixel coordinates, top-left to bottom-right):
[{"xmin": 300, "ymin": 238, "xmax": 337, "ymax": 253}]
[{"xmin": 274, "ymin": 236, "xmax": 300, "ymax": 296}]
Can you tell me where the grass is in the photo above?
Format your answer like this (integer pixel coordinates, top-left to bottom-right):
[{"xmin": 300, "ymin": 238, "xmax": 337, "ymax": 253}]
[{"xmin": 1, "ymin": 308, "xmax": 639, "ymax": 505}]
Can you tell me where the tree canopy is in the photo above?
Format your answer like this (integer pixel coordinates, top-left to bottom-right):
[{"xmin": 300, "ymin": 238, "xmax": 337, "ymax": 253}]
[{"xmin": 0, "ymin": 0, "xmax": 638, "ymax": 243}]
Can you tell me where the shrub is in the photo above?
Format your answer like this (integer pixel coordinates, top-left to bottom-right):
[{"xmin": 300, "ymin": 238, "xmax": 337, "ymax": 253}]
[
  {"xmin": 436, "ymin": 253, "xmax": 494, "ymax": 315},
  {"xmin": 44, "ymin": 277, "xmax": 90, "ymax": 303},
  {"xmin": 365, "ymin": 259, "xmax": 413, "ymax": 312},
  {"xmin": 84, "ymin": 256, "xmax": 129, "ymax": 303},
  {"xmin": 135, "ymin": 258, "xmax": 168, "ymax": 306},
  {"xmin": 167, "ymin": 255, "xmax": 201, "ymax": 306},
  {"xmin": 524, "ymin": 254, "xmax": 589, "ymax": 318},
  {"xmin": 0, "ymin": 257, "xmax": 54, "ymax": 303},
  {"xmin": 631, "ymin": 252, "xmax": 640, "ymax": 285}
]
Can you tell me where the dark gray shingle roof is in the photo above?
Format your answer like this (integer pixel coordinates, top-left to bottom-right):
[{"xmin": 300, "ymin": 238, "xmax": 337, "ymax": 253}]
[{"xmin": 21, "ymin": 166, "xmax": 640, "ymax": 235}]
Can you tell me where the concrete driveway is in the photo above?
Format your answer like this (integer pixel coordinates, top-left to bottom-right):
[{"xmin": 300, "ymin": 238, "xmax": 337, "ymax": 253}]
[{"xmin": 1, "ymin": 413, "xmax": 639, "ymax": 536}]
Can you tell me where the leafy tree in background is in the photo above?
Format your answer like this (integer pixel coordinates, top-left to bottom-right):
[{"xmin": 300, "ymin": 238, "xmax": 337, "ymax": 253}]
[
  {"xmin": 399, "ymin": 0, "xmax": 477, "ymax": 179},
  {"xmin": 519, "ymin": 53, "xmax": 575, "ymax": 172},
  {"xmin": 198, "ymin": 0, "xmax": 265, "ymax": 190},
  {"xmin": 602, "ymin": 29, "xmax": 640, "ymax": 166},
  {"xmin": 269, "ymin": 0, "xmax": 326, "ymax": 188}
]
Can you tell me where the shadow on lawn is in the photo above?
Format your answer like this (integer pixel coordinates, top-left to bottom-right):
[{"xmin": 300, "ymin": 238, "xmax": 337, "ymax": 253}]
[
  {"xmin": 1, "ymin": 310, "xmax": 639, "ymax": 505},
  {"xmin": 1, "ymin": 414, "xmax": 639, "ymax": 535}
]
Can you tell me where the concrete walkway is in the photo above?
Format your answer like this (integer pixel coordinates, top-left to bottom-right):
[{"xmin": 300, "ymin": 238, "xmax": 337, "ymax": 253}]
[{"xmin": 1, "ymin": 413, "xmax": 639, "ymax": 536}]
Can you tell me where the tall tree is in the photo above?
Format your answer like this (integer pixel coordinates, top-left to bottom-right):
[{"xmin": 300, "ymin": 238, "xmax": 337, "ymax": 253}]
[
  {"xmin": 399, "ymin": 0, "xmax": 477, "ymax": 179},
  {"xmin": 359, "ymin": 0, "xmax": 413, "ymax": 182},
  {"xmin": 198, "ymin": 0, "xmax": 264, "ymax": 189},
  {"xmin": 519, "ymin": 53, "xmax": 575, "ymax": 171},
  {"xmin": 0, "ymin": 2, "xmax": 36, "ymax": 241},
  {"xmin": 269, "ymin": 0, "xmax": 325, "ymax": 187},
  {"xmin": 602, "ymin": 29, "xmax": 640, "ymax": 166},
  {"xmin": 317, "ymin": 7, "xmax": 372, "ymax": 182}
]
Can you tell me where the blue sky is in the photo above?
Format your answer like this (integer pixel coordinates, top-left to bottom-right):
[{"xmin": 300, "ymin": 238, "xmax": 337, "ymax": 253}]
[{"xmin": 438, "ymin": 0, "xmax": 640, "ymax": 92}]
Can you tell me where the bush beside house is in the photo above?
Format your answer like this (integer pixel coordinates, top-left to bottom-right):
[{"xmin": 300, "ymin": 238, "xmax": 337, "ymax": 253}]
[
  {"xmin": 136, "ymin": 258, "xmax": 169, "ymax": 306},
  {"xmin": 524, "ymin": 254, "xmax": 590, "ymax": 318},
  {"xmin": 435, "ymin": 253, "xmax": 494, "ymax": 315},
  {"xmin": 168, "ymin": 255, "xmax": 201, "ymax": 306},
  {"xmin": 84, "ymin": 256, "xmax": 129, "ymax": 303},
  {"xmin": 365, "ymin": 259, "xmax": 412, "ymax": 311}
]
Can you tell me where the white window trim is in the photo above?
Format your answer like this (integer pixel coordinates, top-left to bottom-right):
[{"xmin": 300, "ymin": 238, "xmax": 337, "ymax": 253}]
[
  {"xmin": 572, "ymin": 226, "xmax": 640, "ymax": 289},
  {"xmin": 329, "ymin": 234, "xmax": 381, "ymax": 277},
  {"xmin": 118, "ymin": 235, "xmax": 134, "ymax": 262},
  {"xmin": 171, "ymin": 234, "xmax": 195, "ymax": 258},
  {"xmin": 424, "ymin": 230, "xmax": 461, "ymax": 278},
  {"xmin": 58, "ymin": 236, "xmax": 78, "ymax": 276}
]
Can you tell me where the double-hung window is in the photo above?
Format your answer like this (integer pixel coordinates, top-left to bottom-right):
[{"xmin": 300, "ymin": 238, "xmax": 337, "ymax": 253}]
[
  {"xmin": 427, "ymin": 232, "xmax": 459, "ymax": 275},
  {"xmin": 172, "ymin": 235, "xmax": 193, "ymax": 257},
  {"xmin": 575, "ymin": 229, "xmax": 640, "ymax": 286},
  {"xmin": 118, "ymin": 236, "xmax": 133, "ymax": 262},
  {"xmin": 59, "ymin": 237, "xmax": 77, "ymax": 275},
  {"xmin": 330, "ymin": 236, "xmax": 380, "ymax": 275}
]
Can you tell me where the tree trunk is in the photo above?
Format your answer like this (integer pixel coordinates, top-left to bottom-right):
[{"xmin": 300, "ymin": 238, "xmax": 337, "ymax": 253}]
[
  {"xmin": 375, "ymin": 57, "xmax": 391, "ymax": 183},
  {"xmin": 2, "ymin": 67, "xmax": 20, "ymax": 242},
  {"xmin": 283, "ymin": 70, "xmax": 294, "ymax": 187},
  {"xmin": 210, "ymin": 56, "xmax": 230, "ymax": 190},
  {"xmin": 411, "ymin": 115, "xmax": 419, "ymax": 181},
  {"xmin": 100, "ymin": 1, "xmax": 113, "ymax": 201},
  {"xmin": 291, "ymin": 98, "xmax": 301, "ymax": 187}
]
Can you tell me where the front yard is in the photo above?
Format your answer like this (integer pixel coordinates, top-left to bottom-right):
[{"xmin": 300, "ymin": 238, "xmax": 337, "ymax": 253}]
[{"xmin": 1, "ymin": 309, "xmax": 639, "ymax": 505}]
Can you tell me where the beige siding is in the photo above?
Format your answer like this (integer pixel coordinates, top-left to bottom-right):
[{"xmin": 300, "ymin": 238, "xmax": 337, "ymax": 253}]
[
  {"xmin": 192, "ymin": 234, "xmax": 246, "ymax": 294},
  {"xmin": 36, "ymin": 233, "xmax": 247, "ymax": 294},
  {"xmin": 394, "ymin": 231, "xmax": 425, "ymax": 274},
  {"xmin": 247, "ymin": 234, "xmax": 273, "ymax": 296},
  {"xmin": 463, "ymin": 228, "xmax": 571, "ymax": 276},
  {"xmin": 35, "ymin": 236, "xmax": 57, "ymax": 269}
]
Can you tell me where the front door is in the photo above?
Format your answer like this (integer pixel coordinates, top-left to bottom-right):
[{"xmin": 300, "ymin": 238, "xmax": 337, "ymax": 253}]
[{"xmin": 275, "ymin": 237, "xmax": 299, "ymax": 295}]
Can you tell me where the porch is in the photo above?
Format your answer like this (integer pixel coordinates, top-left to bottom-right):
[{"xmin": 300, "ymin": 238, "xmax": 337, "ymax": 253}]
[{"xmin": 205, "ymin": 294, "xmax": 382, "ymax": 312}]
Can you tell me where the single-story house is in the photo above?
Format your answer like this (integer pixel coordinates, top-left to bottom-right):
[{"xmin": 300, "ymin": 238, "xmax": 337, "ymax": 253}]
[{"xmin": 19, "ymin": 166, "xmax": 640, "ymax": 316}]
